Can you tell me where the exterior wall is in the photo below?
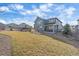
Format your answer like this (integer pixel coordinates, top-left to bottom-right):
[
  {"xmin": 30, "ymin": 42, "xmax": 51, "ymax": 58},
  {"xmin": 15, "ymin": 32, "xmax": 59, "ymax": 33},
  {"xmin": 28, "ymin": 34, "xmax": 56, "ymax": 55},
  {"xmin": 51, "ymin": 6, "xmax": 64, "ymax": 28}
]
[
  {"xmin": 75, "ymin": 25, "xmax": 79, "ymax": 32},
  {"xmin": 72, "ymin": 25, "xmax": 79, "ymax": 40},
  {"xmin": 70, "ymin": 25, "xmax": 76, "ymax": 32},
  {"xmin": 34, "ymin": 19, "xmax": 44, "ymax": 32},
  {"xmin": 55, "ymin": 19, "xmax": 63, "ymax": 32}
]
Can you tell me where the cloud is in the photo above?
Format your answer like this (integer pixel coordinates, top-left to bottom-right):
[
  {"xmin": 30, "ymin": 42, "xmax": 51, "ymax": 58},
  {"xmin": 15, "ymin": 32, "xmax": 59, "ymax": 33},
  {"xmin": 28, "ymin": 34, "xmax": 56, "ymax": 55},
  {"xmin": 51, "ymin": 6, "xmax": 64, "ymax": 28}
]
[
  {"xmin": 64, "ymin": 7, "xmax": 76, "ymax": 16},
  {"xmin": 39, "ymin": 3, "xmax": 53, "ymax": 12},
  {"xmin": 69, "ymin": 20, "xmax": 77, "ymax": 25},
  {"xmin": 55, "ymin": 5, "xmax": 76, "ymax": 17},
  {"xmin": 26, "ymin": 10, "xmax": 32, "ymax": 14},
  {"xmin": 19, "ymin": 7, "xmax": 47, "ymax": 18},
  {"xmin": 55, "ymin": 5, "xmax": 65, "ymax": 13},
  {"xmin": 20, "ymin": 3, "xmax": 54, "ymax": 18},
  {"xmin": 39, "ymin": 4, "xmax": 48, "ymax": 11},
  {"xmin": 48, "ymin": 3, "xmax": 53, "ymax": 7},
  {"xmin": 55, "ymin": 5, "xmax": 77, "ymax": 25},
  {"xmin": 32, "ymin": 5, "xmax": 37, "ymax": 9},
  {"xmin": 0, "ymin": 3, "xmax": 77, "ymax": 26},
  {"xmin": 0, "ymin": 4, "xmax": 24, "ymax": 13},
  {"xmin": 0, "ymin": 19, "xmax": 7, "ymax": 24},
  {"xmin": 9, "ymin": 4, "xmax": 78, "ymax": 26},
  {"xmin": 33, "ymin": 3, "xmax": 54, "ymax": 18},
  {"xmin": 0, "ymin": 6, "xmax": 10, "ymax": 12},
  {"xmin": 10, "ymin": 4, "xmax": 24, "ymax": 10},
  {"xmin": 20, "ymin": 10, "xmax": 32, "ymax": 15}
]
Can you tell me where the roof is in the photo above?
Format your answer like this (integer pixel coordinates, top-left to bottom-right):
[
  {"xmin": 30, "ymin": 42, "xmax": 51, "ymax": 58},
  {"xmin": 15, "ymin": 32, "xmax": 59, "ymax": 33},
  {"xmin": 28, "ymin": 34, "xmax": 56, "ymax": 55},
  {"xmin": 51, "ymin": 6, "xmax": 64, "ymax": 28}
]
[
  {"xmin": 35, "ymin": 16, "xmax": 45, "ymax": 22},
  {"xmin": 6, "ymin": 23, "xmax": 32, "ymax": 29},
  {"xmin": 18, "ymin": 23, "xmax": 32, "ymax": 28},
  {"xmin": 49, "ymin": 17, "xmax": 62, "ymax": 23},
  {"xmin": 35, "ymin": 16, "xmax": 62, "ymax": 24}
]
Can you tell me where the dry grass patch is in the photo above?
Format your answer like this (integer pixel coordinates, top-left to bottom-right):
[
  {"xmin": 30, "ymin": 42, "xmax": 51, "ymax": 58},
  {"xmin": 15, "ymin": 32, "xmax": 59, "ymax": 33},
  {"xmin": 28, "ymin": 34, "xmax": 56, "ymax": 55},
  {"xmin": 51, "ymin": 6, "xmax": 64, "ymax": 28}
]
[{"xmin": 0, "ymin": 31, "xmax": 78, "ymax": 56}]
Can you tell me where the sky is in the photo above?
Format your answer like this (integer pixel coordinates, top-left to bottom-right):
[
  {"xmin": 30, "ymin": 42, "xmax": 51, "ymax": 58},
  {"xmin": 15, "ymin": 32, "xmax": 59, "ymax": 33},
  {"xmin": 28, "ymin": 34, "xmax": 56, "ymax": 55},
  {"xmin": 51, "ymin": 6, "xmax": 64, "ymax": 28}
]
[{"xmin": 0, "ymin": 3, "xmax": 79, "ymax": 27}]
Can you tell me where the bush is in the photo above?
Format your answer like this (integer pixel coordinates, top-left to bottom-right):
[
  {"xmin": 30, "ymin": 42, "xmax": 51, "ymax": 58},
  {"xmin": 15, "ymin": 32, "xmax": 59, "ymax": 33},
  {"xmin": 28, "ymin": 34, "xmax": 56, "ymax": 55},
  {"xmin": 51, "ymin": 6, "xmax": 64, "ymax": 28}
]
[{"xmin": 63, "ymin": 24, "xmax": 72, "ymax": 35}]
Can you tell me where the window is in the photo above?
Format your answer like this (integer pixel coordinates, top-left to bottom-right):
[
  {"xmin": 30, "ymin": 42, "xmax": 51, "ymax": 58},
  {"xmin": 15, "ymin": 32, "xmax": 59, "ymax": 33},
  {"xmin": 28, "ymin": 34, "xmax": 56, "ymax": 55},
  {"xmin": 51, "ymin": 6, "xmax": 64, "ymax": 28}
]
[
  {"xmin": 38, "ymin": 20, "xmax": 42, "ymax": 24},
  {"xmin": 39, "ymin": 26, "xmax": 43, "ymax": 29},
  {"xmin": 49, "ymin": 19, "xmax": 56, "ymax": 23}
]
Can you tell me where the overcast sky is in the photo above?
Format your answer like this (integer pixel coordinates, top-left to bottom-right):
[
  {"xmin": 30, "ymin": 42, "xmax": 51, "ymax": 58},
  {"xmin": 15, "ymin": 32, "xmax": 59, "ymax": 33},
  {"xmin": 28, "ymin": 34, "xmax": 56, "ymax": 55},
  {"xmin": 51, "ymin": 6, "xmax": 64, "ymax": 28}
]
[{"xmin": 0, "ymin": 3, "xmax": 79, "ymax": 27}]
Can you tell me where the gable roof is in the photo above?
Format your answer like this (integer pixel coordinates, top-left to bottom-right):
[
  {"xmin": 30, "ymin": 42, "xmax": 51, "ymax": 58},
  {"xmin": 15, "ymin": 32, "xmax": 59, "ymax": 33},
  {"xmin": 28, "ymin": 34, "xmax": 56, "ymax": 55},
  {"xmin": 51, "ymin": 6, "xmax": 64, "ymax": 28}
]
[
  {"xmin": 35, "ymin": 16, "xmax": 45, "ymax": 22},
  {"xmin": 48, "ymin": 17, "xmax": 62, "ymax": 23},
  {"xmin": 35, "ymin": 16, "xmax": 62, "ymax": 24},
  {"xmin": 18, "ymin": 23, "xmax": 31, "ymax": 28},
  {"xmin": 6, "ymin": 23, "xmax": 18, "ymax": 28}
]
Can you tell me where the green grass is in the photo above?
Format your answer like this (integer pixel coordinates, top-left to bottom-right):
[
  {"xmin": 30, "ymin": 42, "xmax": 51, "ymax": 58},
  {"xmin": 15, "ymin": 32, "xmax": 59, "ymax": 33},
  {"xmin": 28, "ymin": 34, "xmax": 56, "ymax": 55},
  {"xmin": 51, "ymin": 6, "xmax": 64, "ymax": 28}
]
[{"xmin": 0, "ymin": 31, "xmax": 78, "ymax": 56}]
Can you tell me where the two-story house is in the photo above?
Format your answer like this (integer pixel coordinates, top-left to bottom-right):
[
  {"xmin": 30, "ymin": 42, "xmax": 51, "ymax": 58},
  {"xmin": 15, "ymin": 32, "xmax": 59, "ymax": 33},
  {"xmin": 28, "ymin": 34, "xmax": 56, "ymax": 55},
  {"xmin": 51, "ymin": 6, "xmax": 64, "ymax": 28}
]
[{"xmin": 34, "ymin": 17, "xmax": 63, "ymax": 33}]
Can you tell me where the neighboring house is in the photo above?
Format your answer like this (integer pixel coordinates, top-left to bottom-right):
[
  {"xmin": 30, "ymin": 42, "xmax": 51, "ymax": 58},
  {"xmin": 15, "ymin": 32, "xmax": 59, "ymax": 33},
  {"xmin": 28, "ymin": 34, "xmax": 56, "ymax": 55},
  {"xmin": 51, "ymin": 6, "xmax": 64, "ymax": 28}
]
[
  {"xmin": 0, "ymin": 23, "xmax": 5, "ymax": 30},
  {"xmin": 75, "ymin": 20, "xmax": 79, "ymax": 31},
  {"xmin": 18, "ymin": 23, "xmax": 32, "ymax": 32},
  {"xmin": 73, "ymin": 25, "xmax": 79, "ymax": 40},
  {"xmin": 70, "ymin": 25, "xmax": 76, "ymax": 32},
  {"xmin": 34, "ymin": 17, "xmax": 63, "ymax": 33},
  {"xmin": 71, "ymin": 19, "xmax": 79, "ymax": 40},
  {"xmin": 5, "ymin": 23, "xmax": 32, "ymax": 32},
  {"xmin": 75, "ymin": 19, "xmax": 79, "ymax": 32},
  {"xmin": 70, "ymin": 20, "xmax": 79, "ymax": 33},
  {"xmin": 75, "ymin": 25, "xmax": 79, "ymax": 32},
  {"xmin": 5, "ymin": 23, "xmax": 19, "ymax": 31}
]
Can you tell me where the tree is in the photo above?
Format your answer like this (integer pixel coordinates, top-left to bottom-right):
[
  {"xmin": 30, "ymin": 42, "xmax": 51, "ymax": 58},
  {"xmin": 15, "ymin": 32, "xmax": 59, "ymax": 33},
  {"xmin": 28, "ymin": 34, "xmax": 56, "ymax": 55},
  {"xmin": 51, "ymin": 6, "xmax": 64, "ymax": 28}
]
[
  {"xmin": 9, "ymin": 26, "xmax": 13, "ymax": 31},
  {"xmin": 63, "ymin": 24, "xmax": 71, "ymax": 35}
]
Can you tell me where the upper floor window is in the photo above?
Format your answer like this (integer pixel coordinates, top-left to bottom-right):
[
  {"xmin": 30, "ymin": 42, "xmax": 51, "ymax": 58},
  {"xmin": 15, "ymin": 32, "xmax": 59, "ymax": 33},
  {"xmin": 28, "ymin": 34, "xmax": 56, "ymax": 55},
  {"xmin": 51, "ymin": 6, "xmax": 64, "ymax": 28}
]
[
  {"xmin": 38, "ymin": 20, "xmax": 43, "ymax": 24},
  {"xmin": 48, "ymin": 19, "xmax": 56, "ymax": 23},
  {"xmin": 39, "ymin": 26, "xmax": 43, "ymax": 29}
]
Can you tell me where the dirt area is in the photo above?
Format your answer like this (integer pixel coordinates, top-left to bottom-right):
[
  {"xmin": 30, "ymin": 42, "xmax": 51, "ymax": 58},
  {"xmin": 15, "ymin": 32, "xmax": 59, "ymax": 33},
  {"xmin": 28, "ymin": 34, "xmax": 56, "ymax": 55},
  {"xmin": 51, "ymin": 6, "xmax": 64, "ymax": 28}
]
[{"xmin": 0, "ymin": 34, "xmax": 11, "ymax": 56}]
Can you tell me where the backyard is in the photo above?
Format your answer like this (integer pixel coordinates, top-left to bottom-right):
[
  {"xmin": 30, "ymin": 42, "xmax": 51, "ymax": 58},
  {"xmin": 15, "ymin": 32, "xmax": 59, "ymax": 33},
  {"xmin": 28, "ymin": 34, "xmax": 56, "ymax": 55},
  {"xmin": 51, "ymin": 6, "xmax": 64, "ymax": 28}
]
[{"xmin": 0, "ymin": 31, "xmax": 79, "ymax": 56}]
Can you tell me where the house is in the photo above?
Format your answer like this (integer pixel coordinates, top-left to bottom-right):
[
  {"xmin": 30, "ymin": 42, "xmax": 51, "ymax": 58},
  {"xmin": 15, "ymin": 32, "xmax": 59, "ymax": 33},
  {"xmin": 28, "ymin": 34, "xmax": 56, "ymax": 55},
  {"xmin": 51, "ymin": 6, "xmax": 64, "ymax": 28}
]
[
  {"xmin": 70, "ymin": 25, "xmax": 76, "ymax": 32},
  {"xmin": 71, "ymin": 19, "xmax": 79, "ymax": 40},
  {"xmin": 18, "ymin": 23, "xmax": 32, "ymax": 32},
  {"xmin": 70, "ymin": 19, "xmax": 79, "ymax": 33},
  {"xmin": 5, "ymin": 23, "xmax": 32, "ymax": 32},
  {"xmin": 0, "ymin": 23, "xmax": 5, "ymax": 30},
  {"xmin": 5, "ymin": 23, "xmax": 19, "ymax": 31},
  {"xmin": 34, "ymin": 17, "xmax": 63, "ymax": 33}
]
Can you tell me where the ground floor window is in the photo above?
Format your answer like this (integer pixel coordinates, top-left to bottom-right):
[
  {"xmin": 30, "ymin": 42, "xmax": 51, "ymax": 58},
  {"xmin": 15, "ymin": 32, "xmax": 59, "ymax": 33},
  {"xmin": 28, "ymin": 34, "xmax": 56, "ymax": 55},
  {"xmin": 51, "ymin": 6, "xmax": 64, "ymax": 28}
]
[
  {"xmin": 54, "ymin": 25, "xmax": 59, "ymax": 32},
  {"xmin": 44, "ymin": 26, "xmax": 53, "ymax": 32}
]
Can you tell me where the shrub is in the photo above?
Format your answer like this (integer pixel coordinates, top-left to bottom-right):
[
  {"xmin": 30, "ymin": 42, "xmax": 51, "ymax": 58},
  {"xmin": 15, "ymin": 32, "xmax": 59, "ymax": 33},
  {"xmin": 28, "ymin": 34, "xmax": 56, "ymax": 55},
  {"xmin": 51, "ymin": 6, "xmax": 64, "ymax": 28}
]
[{"xmin": 63, "ymin": 24, "xmax": 72, "ymax": 35}]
